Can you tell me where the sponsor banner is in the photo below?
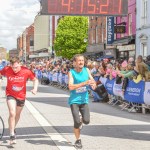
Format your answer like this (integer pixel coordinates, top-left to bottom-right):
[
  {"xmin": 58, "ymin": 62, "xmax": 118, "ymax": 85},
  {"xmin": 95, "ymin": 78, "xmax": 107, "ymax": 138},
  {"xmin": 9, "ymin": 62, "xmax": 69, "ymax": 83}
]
[
  {"xmin": 144, "ymin": 82, "xmax": 150, "ymax": 105},
  {"xmin": 104, "ymin": 79, "xmax": 115, "ymax": 95},
  {"xmin": 52, "ymin": 73, "xmax": 58, "ymax": 82},
  {"xmin": 99, "ymin": 77, "xmax": 107, "ymax": 86},
  {"xmin": 58, "ymin": 73, "xmax": 62, "ymax": 83},
  {"xmin": 107, "ymin": 16, "xmax": 114, "ymax": 44},
  {"xmin": 113, "ymin": 82, "xmax": 124, "ymax": 99},
  {"xmin": 65, "ymin": 75, "xmax": 68, "ymax": 84},
  {"xmin": 124, "ymin": 80, "xmax": 145, "ymax": 104}
]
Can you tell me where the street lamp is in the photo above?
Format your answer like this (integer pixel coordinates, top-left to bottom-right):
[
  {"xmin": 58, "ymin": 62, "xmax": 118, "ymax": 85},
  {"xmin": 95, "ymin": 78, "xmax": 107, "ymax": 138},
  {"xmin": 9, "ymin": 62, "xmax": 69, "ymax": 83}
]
[{"xmin": 84, "ymin": 38, "xmax": 88, "ymax": 43}]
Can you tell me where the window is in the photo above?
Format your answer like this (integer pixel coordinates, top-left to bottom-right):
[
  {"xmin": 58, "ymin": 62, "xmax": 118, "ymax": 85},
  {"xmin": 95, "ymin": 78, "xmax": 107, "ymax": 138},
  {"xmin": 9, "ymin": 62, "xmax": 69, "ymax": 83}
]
[
  {"xmin": 92, "ymin": 27, "xmax": 95, "ymax": 44},
  {"xmin": 140, "ymin": 34, "xmax": 148, "ymax": 58},
  {"xmin": 95, "ymin": 25, "xmax": 98, "ymax": 43},
  {"xmin": 142, "ymin": 0, "xmax": 147, "ymax": 25},
  {"xmin": 30, "ymin": 37, "xmax": 34, "ymax": 46},
  {"xmin": 128, "ymin": 14, "xmax": 132, "ymax": 35},
  {"xmin": 121, "ymin": 17, "xmax": 125, "ymax": 38}
]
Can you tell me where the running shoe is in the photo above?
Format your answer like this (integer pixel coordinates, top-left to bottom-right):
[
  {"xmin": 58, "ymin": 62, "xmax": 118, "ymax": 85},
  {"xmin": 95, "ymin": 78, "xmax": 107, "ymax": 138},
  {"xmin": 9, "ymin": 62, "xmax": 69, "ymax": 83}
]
[
  {"xmin": 74, "ymin": 139, "xmax": 82, "ymax": 149},
  {"xmin": 10, "ymin": 135, "xmax": 16, "ymax": 145}
]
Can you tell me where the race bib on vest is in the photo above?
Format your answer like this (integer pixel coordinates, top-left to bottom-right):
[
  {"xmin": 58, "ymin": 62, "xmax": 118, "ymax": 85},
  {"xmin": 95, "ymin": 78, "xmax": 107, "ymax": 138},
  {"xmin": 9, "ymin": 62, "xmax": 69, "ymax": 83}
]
[
  {"xmin": 76, "ymin": 86, "xmax": 87, "ymax": 94},
  {"xmin": 12, "ymin": 86, "xmax": 24, "ymax": 92}
]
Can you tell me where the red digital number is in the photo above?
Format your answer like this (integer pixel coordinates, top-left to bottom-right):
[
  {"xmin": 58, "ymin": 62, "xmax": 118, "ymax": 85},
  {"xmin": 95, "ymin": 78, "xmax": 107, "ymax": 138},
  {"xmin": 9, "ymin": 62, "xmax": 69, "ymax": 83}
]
[
  {"xmin": 88, "ymin": 0, "xmax": 96, "ymax": 14},
  {"xmin": 118, "ymin": 0, "xmax": 122, "ymax": 14},
  {"xmin": 81, "ymin": 0, "xmax": 84, "ymax": 13},
  {"xmin": 72, "ymin": 0, "xmax": 84, "ymax": 14},
  {"xmin": 48, "ymin": 0, "xmax": 58, "ymax": 13},
  {"xmin": 61, "ymin": 0, "xmax": 71, "ymax": 12},
  {"xmin": 111, "ymin": 0, "xmax": 122, "ymax": 14},
  {"xmin": 100, "ymin": 0, "xmax": 109, "ymax": 14}
]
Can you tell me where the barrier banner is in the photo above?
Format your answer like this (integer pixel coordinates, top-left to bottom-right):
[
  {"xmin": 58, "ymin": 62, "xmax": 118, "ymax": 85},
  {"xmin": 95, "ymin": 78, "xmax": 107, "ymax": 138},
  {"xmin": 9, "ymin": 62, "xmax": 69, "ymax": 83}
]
[
  {"xmin": 100, "ymin": 77, "xmax": 107, "ymax": 86},
  {"xmin": 124, "ymin": 80, "xmax": 145, "ymax": 104},
  {"xmin": 144, "ymin": 82, "xmax": 150, "ymax": 105},
  {"xmin": 52, "ymin": 73, "xmax": 58, "ymax": 82},
  {"xmin": 113, "ymin": 82, "xmax": 124, "ymax": 98},
  {"xmin": 104, "ymin": 78, "xmax": 115, "ymax": 95},
  {"xmin": 62, "ymin": 74, "xmax": 65, "ymax": 84},
  {"xmin": 65, "ymin": 75, "xmax": 68, "ymax": 84},
  {"xmin": 48, "ymin": 73, "xmax": 52, "ymax": 81},
  {"xmin": 58, "ymin": 73, "xmax": 62, "ymax": 84}
]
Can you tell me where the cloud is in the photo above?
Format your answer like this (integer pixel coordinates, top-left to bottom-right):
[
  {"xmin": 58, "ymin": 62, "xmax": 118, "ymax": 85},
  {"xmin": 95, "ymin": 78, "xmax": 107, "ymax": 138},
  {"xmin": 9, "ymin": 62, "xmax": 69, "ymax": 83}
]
[{"xmin": 0, "ymin": 0, "xmax": 40, "ymax": 50}]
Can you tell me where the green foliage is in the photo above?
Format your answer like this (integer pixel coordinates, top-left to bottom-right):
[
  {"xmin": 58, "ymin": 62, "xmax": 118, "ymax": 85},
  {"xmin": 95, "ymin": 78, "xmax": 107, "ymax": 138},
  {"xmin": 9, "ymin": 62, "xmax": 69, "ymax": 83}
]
[{"xmin": 54, "ymin": 16, "xmax": 88, "ymax": 59}]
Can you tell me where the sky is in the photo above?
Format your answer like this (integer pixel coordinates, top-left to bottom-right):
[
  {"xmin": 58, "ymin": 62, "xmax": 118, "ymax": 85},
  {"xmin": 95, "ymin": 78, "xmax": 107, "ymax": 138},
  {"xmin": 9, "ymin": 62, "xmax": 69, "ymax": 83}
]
[{"xmin": 0, "ymin": 0, "xmax": 40, "ymax": 51}]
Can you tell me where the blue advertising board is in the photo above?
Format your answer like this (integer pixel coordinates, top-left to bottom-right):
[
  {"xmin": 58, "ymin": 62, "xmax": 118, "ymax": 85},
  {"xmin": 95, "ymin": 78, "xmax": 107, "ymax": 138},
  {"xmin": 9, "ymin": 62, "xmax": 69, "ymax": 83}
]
[{"xmin": 107, "ymin": 17, "xmax": 114, "ymax": 44}]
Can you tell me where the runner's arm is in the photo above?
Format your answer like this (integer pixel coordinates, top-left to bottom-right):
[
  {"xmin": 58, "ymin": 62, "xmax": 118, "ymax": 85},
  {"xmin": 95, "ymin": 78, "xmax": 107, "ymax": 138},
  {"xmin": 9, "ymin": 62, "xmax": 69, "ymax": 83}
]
[
  {"xmin": 86, "ymin": 68, "xmax": 97, "ymax": 90},
  {"xmin": 31, "ymin": 77, "xmax": 38, "ymax": 94},
  {"xmin": 68, "ymin": 72, "xmax": 90, "ymax": 91}
]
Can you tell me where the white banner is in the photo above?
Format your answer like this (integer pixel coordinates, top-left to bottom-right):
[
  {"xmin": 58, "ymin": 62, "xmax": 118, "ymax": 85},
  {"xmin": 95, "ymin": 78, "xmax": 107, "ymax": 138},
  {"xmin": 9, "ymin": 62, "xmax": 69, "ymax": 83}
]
[
  {"xmin": 58, "ymin": 73, "xmax": 62, "ymax": 83},
  {"xmin": 65, "ymin": 75, "xmax": 68, "ymax": 84},
  {"xmin": 113, "ymin": 82, "xmax": 124, "ymax": 98},
  {"xmin": 144, "ymin": 82, "xmax": 150, "ymax": 105},
  {"xmin": 52, "ymin": 73, "xmax": 58, "ymax": 82},
  {"xmin": 99, "ymin": 77, "xmax": 107, "ymax": 86}
]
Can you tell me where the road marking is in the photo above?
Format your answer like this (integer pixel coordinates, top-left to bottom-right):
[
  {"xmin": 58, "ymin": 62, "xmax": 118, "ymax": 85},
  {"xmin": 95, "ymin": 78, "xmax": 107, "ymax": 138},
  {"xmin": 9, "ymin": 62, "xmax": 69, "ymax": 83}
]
[
  {"xmin": 132, "ymin": 131, "xmax": 150, "ymax": 134},
  {"xmin": 26, "ymin": 92, "xmax": 69, "ymax": 98},
  {"xmin": 25, "ymin": 100, "xmax": 76, "ymax": 150}
]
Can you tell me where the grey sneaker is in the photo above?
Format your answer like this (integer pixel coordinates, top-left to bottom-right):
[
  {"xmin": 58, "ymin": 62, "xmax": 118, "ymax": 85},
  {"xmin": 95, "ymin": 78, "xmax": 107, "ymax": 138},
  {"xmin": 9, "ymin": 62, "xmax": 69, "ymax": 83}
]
[
  {"xmin": 10, "ymin": 135, "xmax": 16, "ymax": 145},
  {"xmin": 74, "ymin": 139, "xmax": 82, "ymax": 149}
]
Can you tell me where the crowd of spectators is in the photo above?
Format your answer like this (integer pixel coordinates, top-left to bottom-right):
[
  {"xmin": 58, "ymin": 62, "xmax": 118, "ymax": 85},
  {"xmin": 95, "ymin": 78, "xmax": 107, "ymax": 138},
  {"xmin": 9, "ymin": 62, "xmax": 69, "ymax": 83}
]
[
  {"xmin": 1, "ymin": 54, "xmax": 150, "ymax": 113},
  {"xmin": 26, "ymin": 55, "xmax": 150, "ymax": 102}
]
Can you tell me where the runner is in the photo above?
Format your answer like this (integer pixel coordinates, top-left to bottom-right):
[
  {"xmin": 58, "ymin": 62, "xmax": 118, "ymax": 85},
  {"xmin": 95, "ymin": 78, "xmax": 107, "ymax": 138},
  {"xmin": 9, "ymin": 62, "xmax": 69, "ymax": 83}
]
[
  {"xmin": 68, "ymin": 54, "xmax": 96, "ymax": 149},
  {"xmin": 0, "ymin": 57, "xmax": 38, "ymax": 145}
]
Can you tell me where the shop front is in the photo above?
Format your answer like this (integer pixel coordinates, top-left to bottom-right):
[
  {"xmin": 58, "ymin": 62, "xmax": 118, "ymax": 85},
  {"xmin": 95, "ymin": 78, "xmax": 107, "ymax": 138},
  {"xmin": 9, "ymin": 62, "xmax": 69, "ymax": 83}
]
[{"xmin": 117, "ymin": 44, "xmax": 135, "ymax": 60}]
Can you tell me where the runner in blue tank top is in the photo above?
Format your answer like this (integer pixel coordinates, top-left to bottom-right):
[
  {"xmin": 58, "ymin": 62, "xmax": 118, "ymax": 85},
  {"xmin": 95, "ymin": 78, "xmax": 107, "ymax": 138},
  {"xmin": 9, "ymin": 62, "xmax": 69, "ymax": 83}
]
[{"xmin": 68, "ymin": 54, "xmax": 96, "ymax": 149}]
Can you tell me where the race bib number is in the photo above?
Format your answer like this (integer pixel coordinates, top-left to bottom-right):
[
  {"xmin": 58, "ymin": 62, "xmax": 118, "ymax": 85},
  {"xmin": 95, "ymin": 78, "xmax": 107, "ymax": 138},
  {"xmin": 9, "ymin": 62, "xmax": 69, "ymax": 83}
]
[
  {"xmin": 76, "ymin": 86, "xmax": 87, "ymax": 94},
  {"xmin": 12, "ymin": 86, "xmax": 23, "ymax": 92}
]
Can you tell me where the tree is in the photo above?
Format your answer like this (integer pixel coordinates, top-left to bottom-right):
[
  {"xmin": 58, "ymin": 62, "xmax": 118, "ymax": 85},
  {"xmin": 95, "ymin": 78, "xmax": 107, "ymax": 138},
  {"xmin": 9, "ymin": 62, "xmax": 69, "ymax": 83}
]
[{"xmin": 54, "ymin": 16, "xmax": 88, "ymax": 59}]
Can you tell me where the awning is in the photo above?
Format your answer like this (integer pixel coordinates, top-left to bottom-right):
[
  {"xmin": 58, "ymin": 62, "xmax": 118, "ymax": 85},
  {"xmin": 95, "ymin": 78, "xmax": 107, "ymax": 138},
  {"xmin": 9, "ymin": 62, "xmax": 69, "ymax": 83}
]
[
  {"xmin": 113, "ymin": 38, "xmax": 131, "ymax": 45},
  {"xmin": 83, "ymin": 51, "xmax": 103, "ymax": 56},
  {"xmin": 97, "ymin": 55, "xmax": 114, "ymax": 61}
]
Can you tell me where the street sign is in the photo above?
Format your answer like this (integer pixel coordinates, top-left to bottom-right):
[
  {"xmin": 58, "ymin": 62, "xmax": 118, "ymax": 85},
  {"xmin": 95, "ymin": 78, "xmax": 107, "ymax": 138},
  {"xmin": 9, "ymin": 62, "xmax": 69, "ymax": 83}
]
[{"xmin": 40, "ymin": 0, "xmax": 128, "ymax": 16}]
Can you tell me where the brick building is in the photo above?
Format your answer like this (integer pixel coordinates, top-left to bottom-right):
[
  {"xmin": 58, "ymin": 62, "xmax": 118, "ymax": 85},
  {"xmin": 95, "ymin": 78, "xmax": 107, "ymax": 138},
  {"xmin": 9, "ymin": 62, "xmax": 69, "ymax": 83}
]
[
  {"xmin": 17, "ymin": 24, "xmax": 34, "ymax": 61},
  {"xmin": 17, "ymin": 35, "xmax": 23, "ymax": 59},
  {"xmin": 86, "ymin": 16, "xmax": 106, "ymax": 59},
  {"xmin": 0, "ymin": 46, "xmax": 7, "ymax": 60},
  {"xmin": 9, "ymin": 48, "xmax": 19, "ymax": 59}
]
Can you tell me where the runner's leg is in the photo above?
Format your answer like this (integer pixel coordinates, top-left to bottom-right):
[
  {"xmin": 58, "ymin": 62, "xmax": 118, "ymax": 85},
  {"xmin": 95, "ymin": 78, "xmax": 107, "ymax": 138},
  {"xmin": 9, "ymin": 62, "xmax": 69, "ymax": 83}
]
[
  {"xmin": 15, "ymin": 100, "xmax": 24, "ymax": 127},
  {"xmin": 80, "ymin": 104, "xmax": 90, "ymax": 125},
  {"xmin": 7, "ymin": 98, "xmax": 16, "ymax": 135},
  {"xmin": 70, "ymin": 104, "xmax": 80, "ymax": 140}
]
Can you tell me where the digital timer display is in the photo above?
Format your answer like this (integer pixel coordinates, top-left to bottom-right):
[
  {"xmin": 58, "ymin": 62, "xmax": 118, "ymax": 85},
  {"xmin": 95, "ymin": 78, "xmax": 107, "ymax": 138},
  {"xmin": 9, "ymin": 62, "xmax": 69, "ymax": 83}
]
[{"xmin": 41, "ymin": 0, "xmax": 128, "ymax": 16}]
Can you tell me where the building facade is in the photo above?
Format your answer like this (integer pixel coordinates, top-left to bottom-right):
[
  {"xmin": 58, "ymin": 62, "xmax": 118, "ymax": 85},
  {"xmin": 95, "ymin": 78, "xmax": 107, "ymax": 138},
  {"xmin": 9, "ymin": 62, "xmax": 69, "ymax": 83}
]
[
  {"xmin": 0, "ymin": 46, "xmax": 7, "ymax": 60},
  {"xmin": 26, "ymin": 24, "xmax": 34, "ymax": 57},
  {"xmin": 29, "ymin": 15, "xmax": 59, "ymax": 59},
  {"xmin": 86, "ymin": 16, "xmax": 107, "ymax": 59},
  {"xmin": 17, "ymin": 35, "xmax": 23, "ymax": 59},
  {"xmin": 34, "ymin": 15, "xmax": 50, "ymax": 55},
  {"xmin": 9, "ymin": 49, "xmax": 18, "ymax": 59},
  {"xmin": 114, "ymin": 0, "xmax": 136, "ymax": 60},
  {"xmin": 136, "ymin": 0, "xmax": 150, "ymax": 58}
]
